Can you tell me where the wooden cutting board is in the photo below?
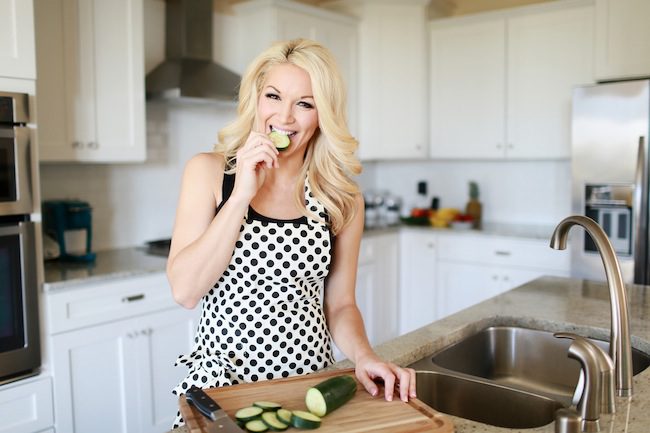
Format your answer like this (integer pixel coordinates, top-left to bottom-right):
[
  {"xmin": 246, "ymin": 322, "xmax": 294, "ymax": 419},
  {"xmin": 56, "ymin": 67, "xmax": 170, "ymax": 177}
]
[{"xmin": 179, "ymin": 368, "xmax": 453, "ymax": 433}]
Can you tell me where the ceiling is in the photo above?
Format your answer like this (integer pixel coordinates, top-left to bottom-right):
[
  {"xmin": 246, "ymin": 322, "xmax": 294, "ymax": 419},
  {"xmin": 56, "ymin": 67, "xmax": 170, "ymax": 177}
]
[{"xmin": 216, "ymin": 0, "xmax": 554, "ymax": 17}]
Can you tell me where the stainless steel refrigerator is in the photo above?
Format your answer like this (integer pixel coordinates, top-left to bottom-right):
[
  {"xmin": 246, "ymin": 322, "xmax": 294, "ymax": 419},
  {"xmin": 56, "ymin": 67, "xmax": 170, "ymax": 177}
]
[{"xmin": 571, "ymin": 79, "xmax": 650, "ymax": 284}]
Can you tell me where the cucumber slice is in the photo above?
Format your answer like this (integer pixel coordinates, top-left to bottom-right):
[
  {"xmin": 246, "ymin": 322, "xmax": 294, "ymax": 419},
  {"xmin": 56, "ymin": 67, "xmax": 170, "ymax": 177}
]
[
  {"xmin": 235, "ymin": 406, "xmax": 264, "ymax": 422},
  {"xmin": 253, "ymin": 401, "xmax": 282, "ymax": 412},
  {"xmin": 261, "ymin": 411, "xmax": 289, "ymax": 431},
  {"xmin": 245, "ymin": 419, "xmax": 269, "ymax": 432},
  {"xmin": 269, "ymin": 131, "xmax": 290, "ymax": 151},
  {"xmin": 290, "ymin": 410, "xmax": 322, "ymax": 429},
  {"xmin": 305, "ymin": 375, "xmax": 357, "ymax": 417},
  {"xmin": 276, "ymin": 408, "xmax": 292, "ymax": 425}
]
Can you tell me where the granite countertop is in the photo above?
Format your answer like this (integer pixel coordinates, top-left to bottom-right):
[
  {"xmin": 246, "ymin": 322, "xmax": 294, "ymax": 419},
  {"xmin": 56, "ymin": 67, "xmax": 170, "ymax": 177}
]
[
  {"xmin": 169, "ymin": 276, "xmax": 650, "ymax": 433},
  {"xmin": 43, "ymin": 247, "xmax": 167, "ymax": 291}
]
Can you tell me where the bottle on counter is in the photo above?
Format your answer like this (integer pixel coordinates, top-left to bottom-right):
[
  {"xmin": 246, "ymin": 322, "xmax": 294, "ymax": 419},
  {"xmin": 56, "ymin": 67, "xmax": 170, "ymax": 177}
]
[{"xmin": 466, "ymin": 181, "xmax": 482, "ymax": 230}]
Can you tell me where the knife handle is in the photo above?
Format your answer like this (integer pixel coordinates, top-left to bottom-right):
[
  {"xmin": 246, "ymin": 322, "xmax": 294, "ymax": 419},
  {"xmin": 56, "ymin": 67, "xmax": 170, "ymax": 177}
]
[{"xmin": 186, "ymin": 386, "xmax": 221, "ymax": 421}]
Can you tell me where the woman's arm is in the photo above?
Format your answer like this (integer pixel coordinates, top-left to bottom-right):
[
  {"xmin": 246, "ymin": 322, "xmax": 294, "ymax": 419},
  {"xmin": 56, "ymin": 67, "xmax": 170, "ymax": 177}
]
[
  {"xmin": 166, "ymin": 153, "xmax": 249, "ymax": 309},
  {"xmin": 324, "ymin": 194, "xmax": 416, "ymax": 402},
  {"xmin": 167, "ymin": 133, "xmax": 280, "ymax": 309}
]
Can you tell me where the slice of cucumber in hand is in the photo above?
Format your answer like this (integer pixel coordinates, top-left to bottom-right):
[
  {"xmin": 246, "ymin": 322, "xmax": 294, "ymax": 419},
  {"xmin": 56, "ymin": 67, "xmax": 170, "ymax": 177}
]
[{"xmin": 269, "ymin": 131, "xmax": 290, "ymax": 151}]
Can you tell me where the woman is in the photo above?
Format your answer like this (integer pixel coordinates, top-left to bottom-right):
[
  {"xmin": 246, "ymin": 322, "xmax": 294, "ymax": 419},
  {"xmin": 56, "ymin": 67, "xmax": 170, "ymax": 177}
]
[{"xmin": 167, "ymin": 39, "xmax": 415, "ymax": 427}]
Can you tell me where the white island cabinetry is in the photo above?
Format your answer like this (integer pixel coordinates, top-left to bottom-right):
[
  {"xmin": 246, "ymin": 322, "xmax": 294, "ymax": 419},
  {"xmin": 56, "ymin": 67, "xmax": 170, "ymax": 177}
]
[{"xmin": 46, "ymin": 273, "xmax": 199, "ymax": 433}]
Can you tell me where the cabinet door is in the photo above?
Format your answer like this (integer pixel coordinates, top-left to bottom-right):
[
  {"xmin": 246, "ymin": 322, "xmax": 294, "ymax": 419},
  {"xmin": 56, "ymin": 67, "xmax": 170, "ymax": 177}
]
[
  {"xmin": 506, "ymin": 5, "xmax": 594, "ymax": 159},
  {"xmin": 136, "ymin": 308, "xmax": 199, "ymax": 433},
  {"xmin": 36, "ymin": 0, "xmax": 145, "ymax": 162},
  {"xmin": 436, "ymin": 261, "xmax": 501, "ymax": 319},
  {"xmin": 429, "ymin": 18, "xmax": 506, "ymax": 159},
  {"xmin": 355, "ymin": 261, "xmax": 377, "ymax": 345},
  {"xmin": 595, "ymin": 0, "xmax": 650, "ymax": 80},
  {"xmin": 0, "ymin": 0, "xmax": 35, "ymax": 79},
  {"xmin": 399, "ymin": 230, "xmax": 437, "ymax": 335},
  {"xmin": 356, "ymin": 3, "xmax": 428, "ymax": 160},
  {"xmin": 51, "ymin": 317, "xmax": 141, "ymax": 433},
  {"xmin": 0, "ymin": 377, "xmax": 53, "ymax": 433}
]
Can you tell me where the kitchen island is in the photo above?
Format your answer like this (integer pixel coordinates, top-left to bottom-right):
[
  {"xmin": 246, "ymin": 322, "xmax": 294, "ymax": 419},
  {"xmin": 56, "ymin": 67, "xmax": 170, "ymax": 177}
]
[{"xmin": 170, "ymin": 276, "xmax": 650, "ymax": 433}]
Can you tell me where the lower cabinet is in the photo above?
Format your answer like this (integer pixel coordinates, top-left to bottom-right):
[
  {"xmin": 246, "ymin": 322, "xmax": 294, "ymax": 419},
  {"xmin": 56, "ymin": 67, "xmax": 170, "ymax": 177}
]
[
  {"xmin": 51, "ymin": 307, "xmax": 197, "ymax": 433},
  {"xmin": 46, "ymin": 273, "xmax": 199, "ymax": 433},
  {"xmin": 356, "ymin": 232, "xmax": 399, "ymax": 347},
  {"xmin": 435, "ymin": 232, "xmax": 570, "ymax": 319},
  {"xmin": 0, "ymin": 376, "xmax": 54, "ymax": 433},
  {"xmin": 399, "ymin": 229, "xmax": 438, "ymax": 335}
]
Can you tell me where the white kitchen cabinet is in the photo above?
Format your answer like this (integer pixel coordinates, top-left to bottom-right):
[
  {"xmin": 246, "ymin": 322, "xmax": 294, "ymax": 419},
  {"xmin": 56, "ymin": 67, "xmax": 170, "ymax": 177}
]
[
  {"xmin": 231, "ymin": 0, "xmax": 358, "ymax": 136},
  {"xmin": 398, "ymin": 229, "xmax": 438, "ymax": 335},
  {"xmin": 34, "ymin": 0, "xmax": 146, "ymax": 162},
  {"xmin": 0, "ymin": 0, "xmax": 36, "ymax": 80},
  {"xmin": 435, "ymin": 232, "xmax": 570, "ymax": 318},
  {"xmin": 595, "ymin": 0, "xmax": 650, "ymax": 81},
  {"xmin": 46, "ymin": 273, "xmax": 199, "ymax": 433},
  {"xmin": 429, "ymin": 1, "xmax": 594, "ymax": 160},
  {"xmin": 355, "ymin": 232, "xmax": 400, "ymax": 347},
  {"xmin": 0, "ymin": 375, "xmax": 54, "ymax": 433},
  {"xmin": 329, "ymin": 0, "xmax": 428, "ymax": 160}
]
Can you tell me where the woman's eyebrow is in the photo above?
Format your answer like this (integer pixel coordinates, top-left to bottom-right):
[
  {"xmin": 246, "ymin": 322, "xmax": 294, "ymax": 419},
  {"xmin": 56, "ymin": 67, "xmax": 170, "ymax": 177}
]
[{"xmin": 265, "ymin": 85, "xmax": 313, "ymax": 100}]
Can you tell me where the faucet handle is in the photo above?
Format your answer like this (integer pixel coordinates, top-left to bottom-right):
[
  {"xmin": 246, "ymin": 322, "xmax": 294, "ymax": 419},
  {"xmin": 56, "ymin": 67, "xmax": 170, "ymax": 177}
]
[{"xmin": 555, "ymin": 332, "xmax": 616, "ymax": 432}]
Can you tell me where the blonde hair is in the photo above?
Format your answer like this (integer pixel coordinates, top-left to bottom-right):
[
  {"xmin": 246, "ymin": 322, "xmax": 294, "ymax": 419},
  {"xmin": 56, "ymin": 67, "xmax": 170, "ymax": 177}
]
[{"xmin": 215, "ymin": 39, "xmax": 362, "ymax": 234}]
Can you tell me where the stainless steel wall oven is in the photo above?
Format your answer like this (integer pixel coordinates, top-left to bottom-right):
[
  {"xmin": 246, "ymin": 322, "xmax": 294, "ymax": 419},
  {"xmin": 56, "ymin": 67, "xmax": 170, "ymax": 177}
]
[{"xmin": 0, "ymin": 91, "xmax": 40, "ymax": 383}]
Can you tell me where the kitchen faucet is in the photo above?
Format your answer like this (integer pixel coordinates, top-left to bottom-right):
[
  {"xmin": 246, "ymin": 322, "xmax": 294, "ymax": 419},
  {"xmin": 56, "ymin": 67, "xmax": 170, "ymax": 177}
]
[{"xmin": 550, "ymin": 215, "xmax": 634, "ymax": 397}]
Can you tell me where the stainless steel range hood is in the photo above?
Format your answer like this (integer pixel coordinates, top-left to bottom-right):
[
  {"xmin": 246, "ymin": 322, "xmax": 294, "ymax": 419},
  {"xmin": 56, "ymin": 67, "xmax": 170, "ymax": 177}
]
[{"xmin": 146, "ymin": 0, "xmax": 241, "ymax": 101}]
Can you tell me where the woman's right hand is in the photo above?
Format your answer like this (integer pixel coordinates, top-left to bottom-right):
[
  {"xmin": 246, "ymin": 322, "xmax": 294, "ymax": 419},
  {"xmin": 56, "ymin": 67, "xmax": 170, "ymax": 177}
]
[{"xmin": 232, "ymin": 131, "xmax": 279, "ymax": 203}]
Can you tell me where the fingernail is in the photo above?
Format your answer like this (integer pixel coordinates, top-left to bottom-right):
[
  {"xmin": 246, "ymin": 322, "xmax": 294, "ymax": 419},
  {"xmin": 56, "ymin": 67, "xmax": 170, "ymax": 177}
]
[
  {"xmin": 387, "ymin": 395, "xmax": 393, "ymax": 401},
  {"xmin": 410, "ymin": 392, "xmax": 417, "ymax": 398}
]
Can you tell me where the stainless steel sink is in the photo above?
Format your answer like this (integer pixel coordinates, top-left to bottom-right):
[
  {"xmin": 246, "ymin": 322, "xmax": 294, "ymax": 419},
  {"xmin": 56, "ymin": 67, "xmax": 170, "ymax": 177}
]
[
  {"xmin": 416, "ymin": 370, "xmax": 564, "ymax": 429},
  {"xmin": 411, "ymin": 326, "xmax": 650, "ymax": 404},
  {"xmin": 409, "ymin": 325, "xmax": 650, "ymax": 427}
]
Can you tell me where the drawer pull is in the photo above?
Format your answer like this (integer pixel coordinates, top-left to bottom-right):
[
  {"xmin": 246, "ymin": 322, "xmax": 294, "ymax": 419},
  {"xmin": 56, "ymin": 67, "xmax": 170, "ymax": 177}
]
[
  {"xmin": 122, "ymin": 294, "xmax": 145, "ymax": 303},
  {"xmin": 494, "ymin": 250, "xmax": 511, "ymax": 256}
]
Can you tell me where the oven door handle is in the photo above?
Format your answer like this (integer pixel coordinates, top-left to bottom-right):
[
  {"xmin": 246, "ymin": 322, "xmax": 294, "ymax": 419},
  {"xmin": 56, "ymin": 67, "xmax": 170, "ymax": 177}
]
[
  {"xmin": 0, "ymin": 126, "xmax": 33, "ymax": 216},
  {"xmin": 633, "ymin": 136, "xmax": 647, "ymax": 284}
]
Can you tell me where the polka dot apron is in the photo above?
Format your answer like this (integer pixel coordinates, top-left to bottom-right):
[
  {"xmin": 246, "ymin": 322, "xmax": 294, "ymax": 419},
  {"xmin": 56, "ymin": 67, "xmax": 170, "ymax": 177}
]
[{"xmin": 172, "ymin": 173, "xmax": 335, "ymax": 427}]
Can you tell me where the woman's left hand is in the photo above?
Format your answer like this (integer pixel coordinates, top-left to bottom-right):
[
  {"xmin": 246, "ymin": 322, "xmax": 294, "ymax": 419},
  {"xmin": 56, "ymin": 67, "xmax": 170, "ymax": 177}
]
[{"xmin": 354, "ymin": 354, "xmax": 416, "ymax": 402}]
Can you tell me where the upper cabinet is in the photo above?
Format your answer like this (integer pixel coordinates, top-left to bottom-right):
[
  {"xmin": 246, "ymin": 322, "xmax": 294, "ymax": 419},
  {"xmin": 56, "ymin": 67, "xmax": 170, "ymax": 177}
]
[
  {"xmin": 595, "ymin": 0, "xmax": 650, "ymax": 81},
  {"xmin": 35, "ymin": 0, "xmax": 146, "ymax": 162},
  {"xmin": 429, "ymin": 1, "xmax": 594, "ymax": 160},
  {"xmin": 329, "ymin": 0, "xmax": 429, "ymax": 161},
  {"xmin": 231, "ymin": 0, "xmax": 358, "ymax": 137},
  {"xmin": 0, "ymin": 0, "xmax": 36, "ymax": 80}
]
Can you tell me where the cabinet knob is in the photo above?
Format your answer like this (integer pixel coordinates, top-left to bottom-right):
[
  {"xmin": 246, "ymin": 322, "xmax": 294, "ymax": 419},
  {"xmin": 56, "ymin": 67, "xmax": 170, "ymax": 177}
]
[
  {"xmin": 506, "ymin": 143, "xmax": 514, "ymax": 149},
  {"xmin": 72, "ymin": 141, "xmax": 82, "ymax": 149},
  {"xmin": 122, "ymin": 293, "xmax": 145, "ymax": 303},
  {"xmin": 496, "ymin": 143, "xmax": 503, "ymax": 149},
  {"xmin": 494, "ymin": 250, "xmax": 511, "ymax": 256},
  {"xmin": 88, "ymin": 141, "xmax": 99, "ymax": 149},
  {"xmin": 427, "ymin": 242, "xmax": 435, "ymax": 248}
]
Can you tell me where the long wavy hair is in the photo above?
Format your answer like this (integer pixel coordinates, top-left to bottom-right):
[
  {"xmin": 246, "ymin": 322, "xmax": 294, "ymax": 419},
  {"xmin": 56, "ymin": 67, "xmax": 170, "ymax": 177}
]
[{"xmin": 215, "ymin": 39, "xmax": 362, "ymax": 234}]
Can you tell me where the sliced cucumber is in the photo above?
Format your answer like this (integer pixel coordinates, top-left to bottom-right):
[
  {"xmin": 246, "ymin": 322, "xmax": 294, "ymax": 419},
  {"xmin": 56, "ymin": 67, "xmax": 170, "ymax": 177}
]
[
  {"xmin": 245, "ymin": 419, "xmax": 269, "ymax": 432},
  {"xmin": 235, "ymin": 406, "xmax": 264, "ymax": 422},
  {"xmin": 290, "ymin": 410, "xmax": 322, "ymax": 429},
  {"xmin": 261, "ymin": 411, "xmax": 289, "ymax": 431},
  {"xmin": 276, "ymin": 408, "xmax": 292, "ymax": 425},
  {"xmin": 305, "ymin": 375, "xmax": 357, "ymax": 417},
  {"xmin": 253, "ymin": 401, "xmax": 282, "ymax": 412},
  {"xmin": 269, "ymin": 131, "xmax": 290, "ymax": 151}
]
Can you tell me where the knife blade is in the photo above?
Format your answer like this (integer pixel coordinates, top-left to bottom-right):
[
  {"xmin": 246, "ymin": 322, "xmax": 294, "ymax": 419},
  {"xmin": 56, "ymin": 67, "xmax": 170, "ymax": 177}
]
[{"xmin": 185, "ymin": 386, "xmax": 245, "ymax": 433}]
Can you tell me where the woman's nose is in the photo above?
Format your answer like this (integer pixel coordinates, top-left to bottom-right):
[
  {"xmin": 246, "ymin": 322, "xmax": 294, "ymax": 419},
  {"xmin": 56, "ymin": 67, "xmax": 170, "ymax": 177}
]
[{"xmin": 278, "ymin": 102, "xmax": 295, "ymax": 123}]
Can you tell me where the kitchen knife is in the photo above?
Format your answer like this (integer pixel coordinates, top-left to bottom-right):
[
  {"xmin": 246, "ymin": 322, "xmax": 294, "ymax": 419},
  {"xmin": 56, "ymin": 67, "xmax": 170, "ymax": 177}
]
[{"xmin": 185, "ymin": 386, "xmax": 245, "ymax": 432}]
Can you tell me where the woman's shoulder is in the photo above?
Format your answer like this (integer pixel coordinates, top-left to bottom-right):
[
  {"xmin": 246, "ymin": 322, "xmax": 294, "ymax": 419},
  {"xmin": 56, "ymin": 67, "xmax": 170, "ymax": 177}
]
[{"xmin": 184, "ymin": 152, "xmax": 226, "ymax": 177}]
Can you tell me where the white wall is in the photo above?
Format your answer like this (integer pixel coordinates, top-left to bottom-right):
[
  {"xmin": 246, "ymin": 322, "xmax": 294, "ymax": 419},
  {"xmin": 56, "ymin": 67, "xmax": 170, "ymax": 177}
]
[{"xmin": 368, "ymin": 159, "xmax": 571, "ymax": 227}]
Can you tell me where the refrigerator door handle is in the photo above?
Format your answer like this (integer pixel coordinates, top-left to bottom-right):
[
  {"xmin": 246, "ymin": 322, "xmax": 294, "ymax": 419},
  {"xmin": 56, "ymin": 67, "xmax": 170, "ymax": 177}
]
[{"xmin": 633, "ymin": 136, "xmax": 648, "ymax": 284}]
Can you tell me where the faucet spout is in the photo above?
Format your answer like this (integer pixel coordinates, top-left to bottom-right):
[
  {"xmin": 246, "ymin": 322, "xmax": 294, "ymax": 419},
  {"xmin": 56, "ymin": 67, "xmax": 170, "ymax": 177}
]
[{"xmin": 550, "ymin": 215, "xmax": 634, "ymax": 397}]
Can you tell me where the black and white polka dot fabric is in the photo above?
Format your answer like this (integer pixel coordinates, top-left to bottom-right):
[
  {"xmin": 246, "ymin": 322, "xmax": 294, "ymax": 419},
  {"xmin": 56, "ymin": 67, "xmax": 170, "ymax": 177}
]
[{"xmin": 171, "ymin": 174, "xmax": 335, "ymax": 427}]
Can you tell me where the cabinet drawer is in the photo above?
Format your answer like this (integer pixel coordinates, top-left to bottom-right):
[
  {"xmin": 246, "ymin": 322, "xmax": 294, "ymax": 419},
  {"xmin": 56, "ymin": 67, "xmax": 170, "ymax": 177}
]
[
  {"xmin": 0, "ymin": 376, "xmax": 53, "ymax": 433},
  {"xmin": 437, "ymin": 233, "xmax": 569, "ymax": 271},
  {"xmin": 46, "ymin": 273, "xmax": 176, "ymax": 334}
]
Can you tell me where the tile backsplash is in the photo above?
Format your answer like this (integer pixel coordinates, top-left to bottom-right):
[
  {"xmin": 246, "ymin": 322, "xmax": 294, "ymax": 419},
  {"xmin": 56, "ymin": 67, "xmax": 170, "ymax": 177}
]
[{"xmin": 40, "ymin": 101, "xmax": 570, "ymax": 251}]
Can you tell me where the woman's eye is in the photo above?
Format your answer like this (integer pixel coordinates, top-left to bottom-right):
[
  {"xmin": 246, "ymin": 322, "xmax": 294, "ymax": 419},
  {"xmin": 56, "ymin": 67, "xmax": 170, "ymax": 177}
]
[
  {"xmin": 265, "ymin": 93, "xmax": 280, "ymax": 100},
  {"xmin": 298, "ymin": 101, "xmax": 314, "ymax": 109}
]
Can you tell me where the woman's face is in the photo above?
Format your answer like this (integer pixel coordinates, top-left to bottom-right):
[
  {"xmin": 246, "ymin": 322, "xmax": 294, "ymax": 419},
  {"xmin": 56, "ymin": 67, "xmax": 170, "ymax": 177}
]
[{"xmin": 257, "ymin": 63, "xmax": 319, "ymax": 157}]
